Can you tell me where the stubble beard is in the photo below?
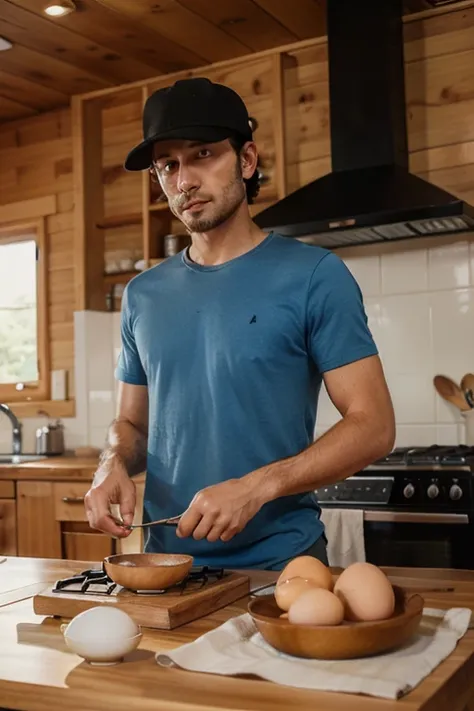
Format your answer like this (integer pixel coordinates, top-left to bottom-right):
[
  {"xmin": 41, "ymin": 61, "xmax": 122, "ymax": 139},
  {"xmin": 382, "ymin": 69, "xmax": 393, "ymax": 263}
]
[{"xmin": 170, "ymin": 162, "xmax": 246, "ymax": 234}]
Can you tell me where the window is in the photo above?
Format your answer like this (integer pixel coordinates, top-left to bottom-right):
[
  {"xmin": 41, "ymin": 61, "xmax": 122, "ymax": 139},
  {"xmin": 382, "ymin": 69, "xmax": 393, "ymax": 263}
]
[{"xmin": 0, "ymin": 220, "xmax": 49, "ymax": 402}]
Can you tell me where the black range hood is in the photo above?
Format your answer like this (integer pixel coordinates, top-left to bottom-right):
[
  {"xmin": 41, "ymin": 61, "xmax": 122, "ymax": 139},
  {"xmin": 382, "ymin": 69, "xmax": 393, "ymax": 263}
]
[{"xmin": 254, "ymin": 0, "xmax": 474, "ymax": 249}]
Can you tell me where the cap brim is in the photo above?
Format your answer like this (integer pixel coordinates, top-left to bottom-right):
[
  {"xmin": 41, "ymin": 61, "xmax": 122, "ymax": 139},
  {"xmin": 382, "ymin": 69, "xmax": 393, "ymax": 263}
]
[{"xmin": 124, "ymin": 126, "xmax": 240, "ymax": 171}]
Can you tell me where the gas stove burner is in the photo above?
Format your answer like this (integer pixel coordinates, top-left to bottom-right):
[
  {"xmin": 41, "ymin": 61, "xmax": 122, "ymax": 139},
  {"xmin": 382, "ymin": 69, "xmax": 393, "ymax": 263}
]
[
  {"xmin": 51, "ymin": 564, "xmax": 226, "ymax": 597},
  {"xmin": 377, "ymin": 445, "xmax": 474, "ymax": 467},
  {"xmin": 52, "ymin": 567, "xmax": 117, "ymax": 596}
]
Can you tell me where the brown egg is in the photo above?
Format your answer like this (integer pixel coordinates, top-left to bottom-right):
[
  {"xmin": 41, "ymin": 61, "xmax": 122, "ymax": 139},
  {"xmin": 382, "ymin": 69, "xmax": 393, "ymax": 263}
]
[
  {"xmin": 277, "ymin": 556, "xmax": 333, "ymax": 591},
  {"xmin": 333, "ymin": 562, "xmax": 395, "ymax": 622},
  {"xmin": 274, "ymin": 577, "xmax": 318, "ymax": 611},
  {"xmin": 288, "ymin": 588, "xmax": 344, "ymax": 626},
  {"xmin": 279, "ymin": 612, "xmax": 288, "ymax": 619}
]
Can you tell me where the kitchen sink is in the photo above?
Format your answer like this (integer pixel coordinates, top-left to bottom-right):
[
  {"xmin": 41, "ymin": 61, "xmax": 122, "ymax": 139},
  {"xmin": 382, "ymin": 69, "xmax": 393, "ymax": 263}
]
[{"xmin": 0, "ymin": 454, "xmax": 48, "ymax": 464}]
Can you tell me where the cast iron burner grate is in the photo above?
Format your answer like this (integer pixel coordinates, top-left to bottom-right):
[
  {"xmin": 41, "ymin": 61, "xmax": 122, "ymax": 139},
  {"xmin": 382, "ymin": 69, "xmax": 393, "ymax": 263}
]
[{"xmin": 51, "ymin": 565, "xmax": 226, "ymax": 596}]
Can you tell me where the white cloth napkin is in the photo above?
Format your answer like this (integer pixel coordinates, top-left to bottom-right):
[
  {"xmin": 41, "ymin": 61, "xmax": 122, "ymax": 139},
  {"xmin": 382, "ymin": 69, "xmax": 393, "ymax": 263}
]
[
  {"xmin": 156, "ymin": 606, "xmax": 471, "ymax": 700},
  {"xmin": 320, "ymin": 507, "xmax": 366, "ymax": 567}
]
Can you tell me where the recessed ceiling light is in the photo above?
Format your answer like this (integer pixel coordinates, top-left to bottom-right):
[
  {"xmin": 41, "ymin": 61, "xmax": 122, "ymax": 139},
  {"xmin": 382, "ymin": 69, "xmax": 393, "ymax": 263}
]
[
  {"xmin": 44, "ymin": 1, "xmax": 76, "ymax": 17},
  {"xmin": 0, "ymin": 37, "xmax": 13, "ymax": 51}
]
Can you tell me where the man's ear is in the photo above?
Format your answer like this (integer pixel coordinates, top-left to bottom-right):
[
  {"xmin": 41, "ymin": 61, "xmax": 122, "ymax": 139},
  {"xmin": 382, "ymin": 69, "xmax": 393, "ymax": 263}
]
[{"xmin": 240, "ymin": 141, "xmax": 258, "ymax": 180}]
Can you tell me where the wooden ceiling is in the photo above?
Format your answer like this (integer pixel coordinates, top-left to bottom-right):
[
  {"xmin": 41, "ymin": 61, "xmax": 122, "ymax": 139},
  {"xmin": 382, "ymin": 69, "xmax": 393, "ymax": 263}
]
[{"xmin": 0, "ymin": 0, "xmax": 459, "ymax": 124}]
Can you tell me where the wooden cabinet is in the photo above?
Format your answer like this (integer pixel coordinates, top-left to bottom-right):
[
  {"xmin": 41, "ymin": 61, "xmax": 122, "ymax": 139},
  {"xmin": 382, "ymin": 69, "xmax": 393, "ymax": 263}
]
[
  {"xmin": 13, "ymin": 472, "xmax": 145, "ymax": 561},
  {"xmin": 0, "ymin": 499, "xmax": 17, "ymax": 556},
  {"xmin": 17, "ymin": 481, "xmax": 62, "ymax": 559}
]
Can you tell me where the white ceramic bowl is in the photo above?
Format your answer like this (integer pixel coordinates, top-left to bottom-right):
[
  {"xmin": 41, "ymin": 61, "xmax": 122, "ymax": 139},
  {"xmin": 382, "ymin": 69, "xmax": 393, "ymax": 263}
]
[{"xmin": 61, "ymin": 626, "xmax": 142, "ymax": 665}]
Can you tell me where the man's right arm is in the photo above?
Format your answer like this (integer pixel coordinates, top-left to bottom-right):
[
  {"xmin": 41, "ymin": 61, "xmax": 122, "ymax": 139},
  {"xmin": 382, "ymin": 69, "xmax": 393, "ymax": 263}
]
[{"xmin": 84, "ymin": 381, "xmax": 149, "ymax": 538}]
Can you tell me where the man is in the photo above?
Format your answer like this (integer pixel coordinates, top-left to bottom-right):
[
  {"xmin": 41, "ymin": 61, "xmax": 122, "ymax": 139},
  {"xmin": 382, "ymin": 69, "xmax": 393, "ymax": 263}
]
[{"xmin": 85, "ymin": 77, "xmax": 395, "ymax": 571}]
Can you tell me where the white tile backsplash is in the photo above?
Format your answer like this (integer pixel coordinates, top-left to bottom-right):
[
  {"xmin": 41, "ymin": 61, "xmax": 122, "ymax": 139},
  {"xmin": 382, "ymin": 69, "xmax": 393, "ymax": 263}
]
[
  {"xmin": 319, "ymin": 235, "xmax": 474, "ymax": 448},
  {"xmin": 379, "ymin": 293, "xmax": 433, "ymax": 373},
  {"xmin": 343, "ymin": 255, "xmax": 381, "ymax": 297},
  {"xmin": 428, "ymin": 242, "xmax": 470, "ymax": 291},
  {"xmin": 381, "ymin": 249, "xmax": 428, "ymax": 295},
  {"xmin": 431, "ymin": 288, "xmax": 474, "ymax": 393},
  {"xmin": 393, "ymin": 425, "xmax": 438, "ymax": 447}
]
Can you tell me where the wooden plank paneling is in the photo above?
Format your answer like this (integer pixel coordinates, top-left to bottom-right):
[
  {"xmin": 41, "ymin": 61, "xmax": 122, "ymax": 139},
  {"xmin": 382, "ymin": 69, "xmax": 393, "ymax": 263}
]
[
  {"xmin": 10, "ymin": 0, "xmax": 207, "ymax": 73},
  {"xmin": 178, "ymin": 0, "xmax": 298, "ymax": 51},
  {"xmin": 253, "ymin": 0, "xmax": 327, "ymax": 40},
  {"xmin": 404, "ymin": 5, "xmax": 474, "ymax": 61},
  {"xmin": 0, "ymin": 195, "xmax": 56, "ymax": 223},
  {"xmin": 0, "ymin": 95, "xmax": 37, "ymax": 121},
  {"xmin": 0, "ymin": 44, "xmax": 111, "ymax": 95},
  {"xmin": 0, "ymin": 0, "xmax": 165, "ymax": 85},
  {"xmin": 97, "ymin": 0, "xmax": 252, "ymax": 62},
  {"xmin": 405, "ymin": 49, "xmax": 474, "ymax": 152},
  {"xmin": 0, "ymin": 68, "xmax": 68, "ymax": 113},
  {"xmin": 0, "ymin": 107, "xmax": 70, "ymax": 149}
]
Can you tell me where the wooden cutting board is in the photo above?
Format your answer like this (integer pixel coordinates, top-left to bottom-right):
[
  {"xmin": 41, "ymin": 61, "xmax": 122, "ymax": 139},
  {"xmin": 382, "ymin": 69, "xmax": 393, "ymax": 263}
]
[{"xmin": 33, "ymin": 571, "xmax": 250, "ymax": 630}]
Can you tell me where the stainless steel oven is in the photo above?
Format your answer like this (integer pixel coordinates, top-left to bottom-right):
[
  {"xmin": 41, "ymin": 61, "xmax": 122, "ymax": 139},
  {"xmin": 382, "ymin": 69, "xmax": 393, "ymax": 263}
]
[{"xmin": 316, "ymin": 446, "xmax": 474, "ymax": 570}]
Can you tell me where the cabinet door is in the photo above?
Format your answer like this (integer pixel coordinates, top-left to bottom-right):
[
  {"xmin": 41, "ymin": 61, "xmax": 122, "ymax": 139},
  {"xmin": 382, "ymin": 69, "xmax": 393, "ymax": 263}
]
[
  {"xmin": 17, "ymin": 482, "xmax": 62, "ymax": 558},
  {"xmin": 63, "ymin": 530, "xmax": 114, "ymax": 562},
  {"xmin": 0, "ymin": 499, "xmax": 17, "ymax": 556}
]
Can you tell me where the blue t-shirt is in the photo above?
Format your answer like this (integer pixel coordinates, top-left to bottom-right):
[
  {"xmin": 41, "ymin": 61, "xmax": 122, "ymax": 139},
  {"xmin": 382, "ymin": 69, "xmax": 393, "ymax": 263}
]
[{"xmin": 115, "ymin": 233, "xmax": 378, "ymax": 569}]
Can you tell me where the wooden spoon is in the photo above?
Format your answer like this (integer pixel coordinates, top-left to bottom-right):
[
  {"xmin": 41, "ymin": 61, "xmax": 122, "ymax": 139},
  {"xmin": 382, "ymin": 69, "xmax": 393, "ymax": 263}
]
[
  {"xmin": 460, "ymin": 373, "xmax": 474, "ymax": 408},
  {"xmin": 433, "ymin": 375, "xmax": 471, "ymax": 412}
]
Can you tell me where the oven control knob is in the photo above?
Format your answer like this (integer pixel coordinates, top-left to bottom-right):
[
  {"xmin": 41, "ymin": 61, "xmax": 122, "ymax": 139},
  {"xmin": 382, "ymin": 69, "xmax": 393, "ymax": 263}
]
[
  {"xmin": 449, "ymin": 484, "xmax": 463, "ymax": 501},
  {"xmin": 403, "ymin": 483, "xmax": 415, "ymax": 498},
  {"xmin": 427, "ymin": 484, "xmax": 439, "ymax": 499}
]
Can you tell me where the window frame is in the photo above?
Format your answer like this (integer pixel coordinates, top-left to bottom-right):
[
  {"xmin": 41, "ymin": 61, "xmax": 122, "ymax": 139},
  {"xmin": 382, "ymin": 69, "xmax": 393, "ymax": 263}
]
[{"xmin": 0, "ymin": 218, "xmax": 50, "ymax": 403}]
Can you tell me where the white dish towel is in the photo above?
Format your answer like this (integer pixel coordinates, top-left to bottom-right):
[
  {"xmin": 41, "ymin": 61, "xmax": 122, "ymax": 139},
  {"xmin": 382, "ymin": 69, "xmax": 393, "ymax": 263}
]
[
  {"xmin": 320, "ymin": 507, "xmax": 366, "ymax": 567},
  {"xmin": 156, "ymin": 607, "xmax": 472, "ymax": 700}
]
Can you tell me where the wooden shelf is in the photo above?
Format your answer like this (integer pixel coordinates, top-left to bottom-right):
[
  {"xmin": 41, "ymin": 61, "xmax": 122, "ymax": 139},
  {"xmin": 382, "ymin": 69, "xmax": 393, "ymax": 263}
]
[
  {"xmin": 96, "ymin": 213, "xmax": 142, "ymax": 229},
  {"xmin": 149, "ymin": 201, "xmax": 170, "ymax": 212},
  {"xmin": 104, "ymin": 259, "xmax": 167, "ymax": 285},
  {"xmin": 104, "ymin": 270, "xmax": 140, "ymax": 284}
]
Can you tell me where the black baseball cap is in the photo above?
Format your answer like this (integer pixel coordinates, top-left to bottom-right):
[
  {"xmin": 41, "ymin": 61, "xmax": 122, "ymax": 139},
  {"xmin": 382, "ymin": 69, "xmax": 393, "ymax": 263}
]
[{"xmin": 124, "ymin": 77, "xmax": 253, "ymax": 172}]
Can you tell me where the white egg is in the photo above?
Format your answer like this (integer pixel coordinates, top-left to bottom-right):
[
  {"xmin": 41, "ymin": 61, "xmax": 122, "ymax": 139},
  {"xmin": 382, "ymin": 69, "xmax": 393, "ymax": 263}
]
[{"xmin": 64, "ymin": 606, "xmax": 139, "ymax": 643}]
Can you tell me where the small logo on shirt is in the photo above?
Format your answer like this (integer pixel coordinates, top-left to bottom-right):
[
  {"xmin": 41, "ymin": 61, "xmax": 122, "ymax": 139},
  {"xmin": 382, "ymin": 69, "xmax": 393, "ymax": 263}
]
[{"xmin": 249, "ymin": 315, "xmax": 257, "ymax": 324}]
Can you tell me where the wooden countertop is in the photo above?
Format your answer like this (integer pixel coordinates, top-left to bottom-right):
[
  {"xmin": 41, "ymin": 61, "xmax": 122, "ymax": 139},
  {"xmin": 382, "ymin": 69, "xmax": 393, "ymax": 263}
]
[
  {"xmin": 2, "ymin": 558, "xmax": 474, "ymax": 711},
  {"xmin": 0, "ymin": 455, "xmax": 99, "ymax": 481}
]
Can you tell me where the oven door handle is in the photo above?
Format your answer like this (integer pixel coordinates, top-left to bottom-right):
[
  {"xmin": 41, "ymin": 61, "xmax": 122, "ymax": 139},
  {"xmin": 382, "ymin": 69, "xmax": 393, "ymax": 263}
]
[{"xmin": 363, "ymin": 511, "xmax": 469, "ymax": 524}]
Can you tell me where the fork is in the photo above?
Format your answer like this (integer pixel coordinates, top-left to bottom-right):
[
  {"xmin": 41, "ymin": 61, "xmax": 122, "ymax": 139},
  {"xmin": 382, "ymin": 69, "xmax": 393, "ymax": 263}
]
[{"xmin": 113, "ymin": 514, "xmax": 183, "ymax": 530}]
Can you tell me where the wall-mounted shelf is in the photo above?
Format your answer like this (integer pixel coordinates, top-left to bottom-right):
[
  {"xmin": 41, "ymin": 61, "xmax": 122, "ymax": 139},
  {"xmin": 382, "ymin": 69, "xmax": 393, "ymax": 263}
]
[
  {"xmin": 104, "ymin": 270, "xmax": 141, "ymax": 285},
  {"xmin": 149, "ymin": 201, "xmax": 170, "ymax": 213},
  {"xmin": 96, "ymin": 213, "xmax": 142, "ymax": 229},
  {"xmin": 104, "ymin": 259, "xmax": 167, "ymax": 286}
]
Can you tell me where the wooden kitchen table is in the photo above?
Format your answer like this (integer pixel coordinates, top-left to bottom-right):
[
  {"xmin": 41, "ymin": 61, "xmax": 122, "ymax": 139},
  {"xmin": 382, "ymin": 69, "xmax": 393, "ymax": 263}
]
[{"xmin": 2, "ymin": 558, "xmax": 474, "ymax": 711}]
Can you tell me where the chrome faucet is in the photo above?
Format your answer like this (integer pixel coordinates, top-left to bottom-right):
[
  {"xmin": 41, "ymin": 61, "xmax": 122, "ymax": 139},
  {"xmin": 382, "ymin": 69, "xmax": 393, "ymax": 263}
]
[{"xmin": 0, "ymin": 403, "xmax": 22, "ymax": 455}]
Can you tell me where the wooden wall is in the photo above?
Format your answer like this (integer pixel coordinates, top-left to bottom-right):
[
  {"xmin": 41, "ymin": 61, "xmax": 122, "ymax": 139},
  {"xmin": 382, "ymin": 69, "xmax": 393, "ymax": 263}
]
[
  {"xmin": 0, "ymin": 109, "xmax": 76, "ymax": 401},
  {"xmin": 284, "ymin": 6, "xmax": 474, "ymax": 205}
]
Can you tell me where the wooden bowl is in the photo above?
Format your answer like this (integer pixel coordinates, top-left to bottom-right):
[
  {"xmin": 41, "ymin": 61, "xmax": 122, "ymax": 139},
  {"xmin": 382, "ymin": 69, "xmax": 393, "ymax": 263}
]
[
  {"xmin": 103, "ymin": 553, "xmax": 194, "ymax": 591},
  {"xmin": 248, "ymin": 585, "xmax": 423, "ymax": 660}
]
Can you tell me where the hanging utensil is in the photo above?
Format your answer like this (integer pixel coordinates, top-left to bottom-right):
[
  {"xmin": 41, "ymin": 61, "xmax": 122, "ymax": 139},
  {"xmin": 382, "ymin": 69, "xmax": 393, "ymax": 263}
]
[
  {"xmin": 433, "ymin": 375, "xmax": 471, "ymax": 412},
  {"xmin": 460, "ymin": 373, "xmax": 474, "ymax": 409}
]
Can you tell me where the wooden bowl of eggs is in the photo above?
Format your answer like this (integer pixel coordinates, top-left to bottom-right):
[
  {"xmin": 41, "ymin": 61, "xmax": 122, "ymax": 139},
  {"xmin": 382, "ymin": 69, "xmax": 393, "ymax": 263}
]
[
  {"xmin": 248, "ymin": 558, "xmax": 424, "ymax": 660},
  {"xmin": 103, "ymin": 553, "xmax": 194, "ymax": 591}
]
